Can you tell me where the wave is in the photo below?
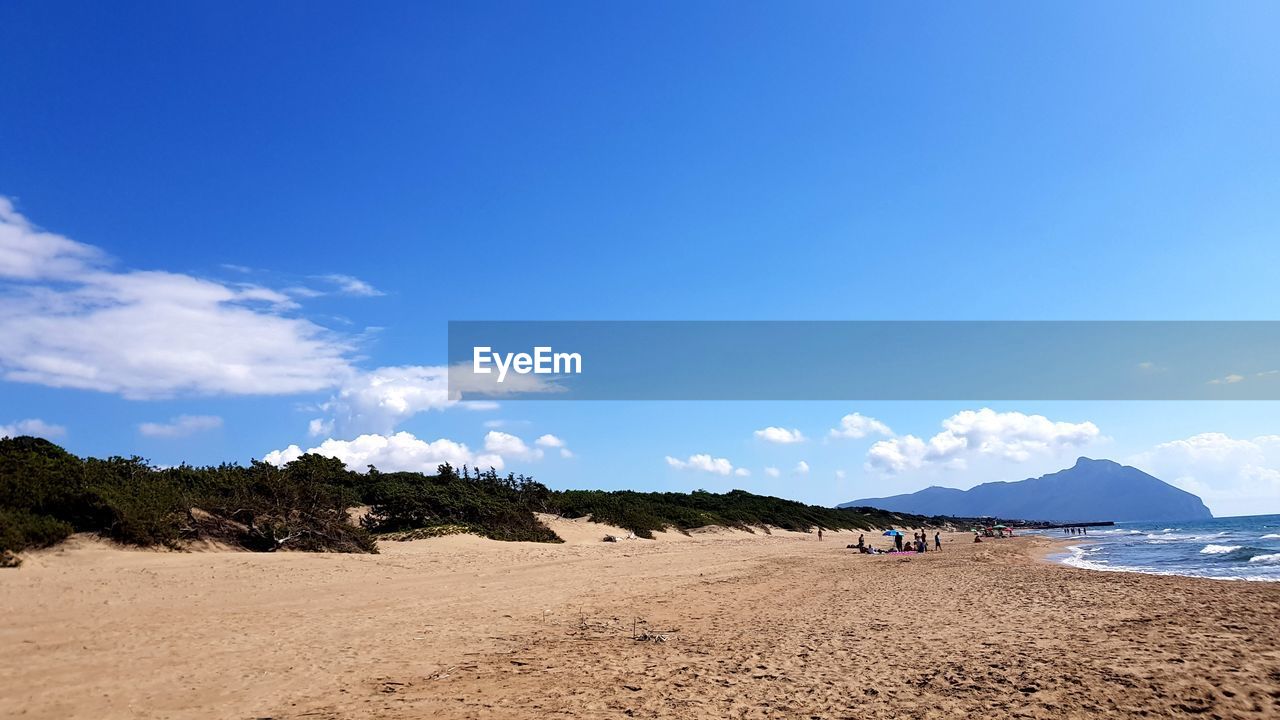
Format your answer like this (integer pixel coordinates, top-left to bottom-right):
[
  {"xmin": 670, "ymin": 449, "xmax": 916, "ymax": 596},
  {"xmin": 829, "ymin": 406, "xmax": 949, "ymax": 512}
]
[
  {"xmin": 1262, "ymin": 534, "xmax": 1280, "ymax": 539},
  {"xmin": 1059, "ymin": 545, "xmax": 1280, "ymax": 582},
  {"xmin": 1200, "ymin": 544, "xmax": 1243, "ymax": 554},
  {"xmin": 1061, "ymin": 546, "xmax": 1115, "ymax": 572}
]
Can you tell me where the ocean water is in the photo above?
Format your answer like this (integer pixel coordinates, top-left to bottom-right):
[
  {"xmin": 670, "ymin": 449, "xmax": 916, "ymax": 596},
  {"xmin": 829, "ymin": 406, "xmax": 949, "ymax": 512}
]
[{"xmin": 1036, "ymin": 514, "xmax": 1280, "ymax": 582}]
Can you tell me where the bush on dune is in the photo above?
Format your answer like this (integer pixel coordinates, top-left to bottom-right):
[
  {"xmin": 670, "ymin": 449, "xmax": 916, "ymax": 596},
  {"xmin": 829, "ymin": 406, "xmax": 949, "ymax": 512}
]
[
  {"xmin": 0, "ymin": 437, "xmax": 930, "ymax": 562},
  {"xmin": 0, "ymin": 438, "xmax": 375, "ymax": 557},
  {"xmin": 86, "ymin": 456, "xmax": 189, "ymax": 548},
  {"xmin": 0, "ymin": 508, "xmax": 74, "ymax": 566},
  {"xmin": 360, "ymin": 465, "xmax": 562, "ymax": 543}
]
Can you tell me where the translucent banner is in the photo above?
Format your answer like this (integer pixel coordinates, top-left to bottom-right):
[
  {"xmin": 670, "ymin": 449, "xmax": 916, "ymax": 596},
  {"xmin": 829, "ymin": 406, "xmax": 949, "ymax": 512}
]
[{"xmin": 447, "ymin": 321, "xmax": 1280, "ymax": 401}]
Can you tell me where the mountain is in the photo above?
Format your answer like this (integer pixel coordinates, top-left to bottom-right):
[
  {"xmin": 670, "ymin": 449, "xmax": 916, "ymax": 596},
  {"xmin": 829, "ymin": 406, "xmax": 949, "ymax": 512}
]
[{"xmin": 840, "ymin": 457, "xmax": 1212, "ymax": 523}]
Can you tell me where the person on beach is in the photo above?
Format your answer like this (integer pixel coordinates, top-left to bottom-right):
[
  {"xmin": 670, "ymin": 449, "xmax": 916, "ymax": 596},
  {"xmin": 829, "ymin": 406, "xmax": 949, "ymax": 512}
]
[
  {"xmin": 934, "ymin": 531, "xmax": 942, "ymax": 551},
  {"xmin": 817, "ymin": 527, "xmax": 823, "ymax": 541},
  {"xmin": 857, "ymin": 533, "xmax": 865, "ymax": 549},
  {"xmin": 895, "ymin": 533, "xmax": 903, "ymax": 551}
]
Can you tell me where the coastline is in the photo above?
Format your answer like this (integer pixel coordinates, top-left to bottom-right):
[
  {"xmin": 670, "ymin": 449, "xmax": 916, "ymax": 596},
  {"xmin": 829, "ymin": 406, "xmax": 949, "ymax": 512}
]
[{"xmin": 3, "ymin": 524, "xmax": 1278, "ymax": 719}]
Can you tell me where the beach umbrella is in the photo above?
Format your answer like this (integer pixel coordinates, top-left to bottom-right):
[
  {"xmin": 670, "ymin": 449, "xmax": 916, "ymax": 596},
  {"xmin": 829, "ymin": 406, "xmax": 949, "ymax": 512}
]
[
  {"xmin": 882, "ymin": 530, "xmax": 903, "ymax": 536},
  {"xmin": 993, "ymin": 524, "xmax": 1008, "ymax": 529}
]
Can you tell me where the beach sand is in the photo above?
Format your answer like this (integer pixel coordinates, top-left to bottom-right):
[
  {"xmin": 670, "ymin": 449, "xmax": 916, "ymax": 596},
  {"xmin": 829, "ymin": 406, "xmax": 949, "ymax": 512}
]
[{"xmin": 2, "ymin": 521, "xmax": 1278, "ymax": 719}]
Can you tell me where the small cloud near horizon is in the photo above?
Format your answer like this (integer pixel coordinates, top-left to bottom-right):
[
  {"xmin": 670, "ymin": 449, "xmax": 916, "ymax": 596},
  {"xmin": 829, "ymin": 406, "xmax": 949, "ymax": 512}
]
[
  {"xmin": 828, "ymin": 412, "xmax": 893, "ymax": 440},
  {"xmin": 0, "ymin": 418, "xmax": 66, "ymax": 439},
  {"xmin": 139, "ymin": 415, "xmax": 223, "ymax": 438},
  {"xmin": 1208, "ymin": 373, "xmax": 1246, "ymax": 385},
  {"xmin": 666, "ymin": 453, "xmax": 738, "ymax": 476},
  {"xmin": 753, "ymin": 426, "xmax": 805, "ymax": 444},
  {"xmin": 316, "ymin": 273, "xmax": 384, "ymax": 297}
]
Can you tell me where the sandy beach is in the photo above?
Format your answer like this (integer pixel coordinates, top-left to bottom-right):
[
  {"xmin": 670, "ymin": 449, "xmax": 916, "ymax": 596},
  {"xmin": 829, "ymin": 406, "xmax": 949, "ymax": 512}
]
[{"xmin": 3, "ymin": 521, "xmax": 1279, "ymax": 719}]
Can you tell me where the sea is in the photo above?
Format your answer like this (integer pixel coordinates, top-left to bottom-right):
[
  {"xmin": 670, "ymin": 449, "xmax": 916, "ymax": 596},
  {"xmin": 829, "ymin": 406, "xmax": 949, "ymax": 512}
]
[{"xmin": 1034, "ymin": 514, "xmax": 1280, "ymax": 582}]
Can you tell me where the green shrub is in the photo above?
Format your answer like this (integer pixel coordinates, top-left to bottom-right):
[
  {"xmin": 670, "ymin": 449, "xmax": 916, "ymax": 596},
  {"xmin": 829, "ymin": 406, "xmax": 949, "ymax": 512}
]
[
  {"xmin": 206, "ymin": 458, "xmax": 376, "ymax": 553},
  {"xmin": 0, "ymin": 436, "xmax": 97, "ymax": 528},
  {"xmin": 0, "ymin": 507, "xmax": 74, "ymax": 555},
  {"xmin": 362, "ymin": 466, "xmax": 561, "ymax": 543},
  {"xmin": 85, "ymin": 456, "xmax": 188, "ymax": 548}
]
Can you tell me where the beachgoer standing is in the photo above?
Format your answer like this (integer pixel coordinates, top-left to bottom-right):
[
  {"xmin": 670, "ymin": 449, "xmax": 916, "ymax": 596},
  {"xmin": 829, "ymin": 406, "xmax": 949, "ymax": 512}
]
[
  {"xmin": 934, "ymin": 531, "xmax": 942, "ymax": 551},
  {"xmin": 895, "ymin": 533, "xmax": 903, "ymax": 551},
  {"xmin": 818, "ymin": 527, "xmax": 823, "ymax": 541}
]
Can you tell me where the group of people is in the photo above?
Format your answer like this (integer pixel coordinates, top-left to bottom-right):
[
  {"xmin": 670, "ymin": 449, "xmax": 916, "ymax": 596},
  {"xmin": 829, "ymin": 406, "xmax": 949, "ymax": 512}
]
[
  {"xmin": 848, "ymin": 529, "xmax": 941, "ymax": 554},
  {"xmin": 1062, "ymin": 526, "xmax": 1089, "ymax": 535}
]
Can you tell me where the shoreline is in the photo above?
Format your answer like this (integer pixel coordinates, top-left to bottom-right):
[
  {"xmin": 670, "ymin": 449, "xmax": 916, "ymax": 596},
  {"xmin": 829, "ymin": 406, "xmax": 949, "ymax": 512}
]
[
  {"xmin": 1037, "ymin": 527, "xmax": 1280, "ymax": 584},
  {"xmin": 3, "ymin": 524, "xmax": 1278, "ymax": 719}
]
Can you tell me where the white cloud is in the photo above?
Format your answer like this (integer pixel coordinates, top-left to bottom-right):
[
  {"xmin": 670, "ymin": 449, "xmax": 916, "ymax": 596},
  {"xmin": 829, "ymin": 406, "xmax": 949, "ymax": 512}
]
[
  {"xmin": 138, "ymin": 414, "xmax": 223, "ymax": 438},
  {"xmin": 835, "ymin": 469, "xmax": 846, "ymax": 480},
  {"xmin": 462, "ymin": 401, "xmax": 500, "ymax": 411},
  {"xmin": 0, "ymin": 198, "xmax": 356, "ymax": 399},
  {"xmin": 793, "ymin": 460, "xmax": 810, "ymax": 475},
  {"xmin": 866, "ymin": 408, "xmax": 1100, "ymax": 474},
  {"xmin": 263, "ymin": 431, "xmax": 503, "ymax": 473},
  {"xmin": 753, "ymin": 426, "xmax": 806, "ymax": 444},
  {"xmin": 311, "ymin": 363, "xmax": 566, "ymax": 436},
  {"xmin": 315, "ymin": 365, "xmax": 455, "ymax": 435},
  {"xmin": 828, "ymin": 412, "xmax": 893, "ymax": 440},
  {"xmin": 534, "ymin": 434, "xmax": 574, "ymax": 458},
  {"xmin": 0, "ymin": 198, "xmax": 105, "ymax": 280},
  {"xmin": 1128, "ymin": 432, "xmax": 1280, "ymax": 516},
  {"xmin": 315, "ymin": 273, "xmax": 384, "ymax": 297},
  {"xmin": 764, "ymin": 467, "xmax": 780, "ymax": 478},
  {"xmin": 308, "ymin": 417, "xmax": 335, "ymax": 437},
  {"xmin": 1208, "ymin": 374, "xmax": 1246, "ymax": 385},
  {"xmin": 0, "ymin": 418, "xmax": 66, "ymax": 439},
  {"xmin": 484, "ymin": 431, "xmax": 543, "ymax": 460},
  {"xmin": 666, "ymin": 453, "xmax": 736, "ymax": 476},
  {"xmin": 734, "ymin": 468, "xmax": 750, "ymax": 477}
]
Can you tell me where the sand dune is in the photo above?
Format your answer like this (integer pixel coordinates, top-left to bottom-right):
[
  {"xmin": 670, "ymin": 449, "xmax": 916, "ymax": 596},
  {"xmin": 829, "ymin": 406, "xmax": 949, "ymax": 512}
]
[{"xmin": 2, "ymin": 526, "xmax": 1278, "ymax": 719}]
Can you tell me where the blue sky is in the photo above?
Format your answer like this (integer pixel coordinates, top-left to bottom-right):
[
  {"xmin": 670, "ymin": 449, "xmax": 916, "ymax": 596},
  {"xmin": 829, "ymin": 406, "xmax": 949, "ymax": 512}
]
[{"xmin": 2, "ymin": 2, "xmax": 1278, "ymax": 516}]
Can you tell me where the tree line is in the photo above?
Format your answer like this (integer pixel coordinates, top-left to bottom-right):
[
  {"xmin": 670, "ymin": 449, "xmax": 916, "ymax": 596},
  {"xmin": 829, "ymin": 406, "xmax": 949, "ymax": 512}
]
[{"xmin": 0, "ymin": 436, "xmax": 930, "ymax": 566}]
